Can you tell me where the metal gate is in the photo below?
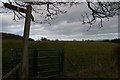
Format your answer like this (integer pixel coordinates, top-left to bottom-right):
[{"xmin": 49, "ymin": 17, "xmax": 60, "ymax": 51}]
[
  {"xmin": 9, "ymin": 48, "xmax": 21, "ymax": 79},
  {"xmin": 32, "ymin": 49, "xmax": 64, "ymax": 78},
  {"xmin": 10, "ymin": 48, "xmax": 64, "ymax": 79}
]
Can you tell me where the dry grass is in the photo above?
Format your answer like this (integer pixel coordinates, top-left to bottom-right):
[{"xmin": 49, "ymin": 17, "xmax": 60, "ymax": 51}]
[{"xmin": 2, "ymin": 40, "xmax": 119, "ymax": 78}]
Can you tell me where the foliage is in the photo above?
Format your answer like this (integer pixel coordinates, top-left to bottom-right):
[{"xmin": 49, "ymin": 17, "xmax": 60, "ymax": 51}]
[{"xmin": 111, "ymin": 39, "xmax": 120, "ymax": 43}]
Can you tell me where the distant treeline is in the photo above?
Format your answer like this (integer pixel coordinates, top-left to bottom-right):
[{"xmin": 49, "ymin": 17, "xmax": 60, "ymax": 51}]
[
  {"xmin": 37, "ymin": 37, "xmax": 120, "ymax": 43},
  {"xmin": 83, "ymin": 39, "xmax": 120, "ymax": 43},
  {"xmin": 82, "ymin": 39, "xmax": 120, "ymax": 43},
  {"xmin": 102, "ymin": 39, "xmax": 120, "ymax": 43},
  {"xmin": 0, "ymin": 33, "xmax": 34, "ymax": 41},
  {"xmin": 1, "ymin": 32, "xmax": 119, "ymax": 43},
  {"xmin": 37, "ymin": 37, "xmax": 59, "ymax": 41}
]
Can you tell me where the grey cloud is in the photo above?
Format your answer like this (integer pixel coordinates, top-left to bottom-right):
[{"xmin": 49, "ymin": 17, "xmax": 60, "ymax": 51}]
[
  {"xmin": 49, "ymin": 3, "xmax": 90, "ymax": 24},
  {"xmin": 1, "ymin": 13, "xmax": 25, "ymax": 34},
  {"xmin": 1, "ymin": 2, "xmax": 118, "ymax": 40},
  {"xmin": 30, "ymin": 15, "xmax": 118, "ymax": 40},
  {"xmin": 83, "ymin": 16, "xmax": 118, "ymax": 35}
]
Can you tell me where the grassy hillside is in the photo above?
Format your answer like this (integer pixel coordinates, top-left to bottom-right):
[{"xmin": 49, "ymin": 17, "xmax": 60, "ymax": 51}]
[
  {"xmin": 1, "ymin": 33, "xmax": 34, "ymax": 41},
  {"xmin": 2, "ymin": 40, "xmax": 119, "ymax": 78}
]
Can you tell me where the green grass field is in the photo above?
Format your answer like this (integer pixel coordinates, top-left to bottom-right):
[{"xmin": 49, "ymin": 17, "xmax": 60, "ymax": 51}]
[{"xmin": 2, "ymin": 40, "xmax": 119, "ymax": 78}]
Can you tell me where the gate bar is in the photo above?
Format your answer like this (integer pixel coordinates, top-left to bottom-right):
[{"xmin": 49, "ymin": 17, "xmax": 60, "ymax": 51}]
[
  {"xmin": 38, "ymin": 63, "xmax": 59, "ymax": 67},
  {"xmin": 38, "ymin": 56, "xmax": 59, "ymax": 59},
  {"xmin": 38, "ymin": 69, "xmax": 59, "ymax": 74},
  {"xmin": 42, "ymin": 74, "xmax": 58, "ymax": 78}
]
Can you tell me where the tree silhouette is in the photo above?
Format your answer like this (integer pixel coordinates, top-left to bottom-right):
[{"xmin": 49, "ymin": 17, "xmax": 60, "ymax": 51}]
[
  {"xmin": 41, "ymin": 37, "xmax": 49, "ymax": 41},
  {"xmin": 0, "ymin": 0, "xmax": 120, "ymax": 29},
  {"xmin": 83, "ymin": 2, "xmax": 120, "ymax": 30}
]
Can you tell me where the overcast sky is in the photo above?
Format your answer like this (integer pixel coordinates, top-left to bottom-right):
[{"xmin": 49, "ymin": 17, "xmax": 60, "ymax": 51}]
[{"xmin": 0, "ymin": 2, "xmax": 118, "ymax": 41}]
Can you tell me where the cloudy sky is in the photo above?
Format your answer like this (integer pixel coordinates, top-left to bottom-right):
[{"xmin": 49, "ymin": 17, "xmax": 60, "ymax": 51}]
[{"xmin": 0, "ymin": 2, "xmax": 118, "ymax": 41}]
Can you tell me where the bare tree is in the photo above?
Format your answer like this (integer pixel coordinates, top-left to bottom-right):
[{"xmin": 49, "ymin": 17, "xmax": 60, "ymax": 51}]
[
  {"xmin": 0, "ymin": 0, "xmax": 119, "ymax": 29},
  {"xmin": 0, "ymin": 0, "xmax": 79, "ymax": 23},
  {"xmin": 0, "ymin": 0, "xmax": 120, "ymax": 30},
  {"xmin": 82, "ymin": 2, "xmax": 120, "ymax": 30}
]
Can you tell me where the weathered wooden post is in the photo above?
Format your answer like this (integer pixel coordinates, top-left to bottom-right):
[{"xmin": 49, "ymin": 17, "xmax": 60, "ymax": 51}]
[
  {"xmin": 21, "ymin": 5, "xmax": 32, "ymax": 79},
  {"xmin": 3, "ymin": 3, "xmax": 34, "ymax": 79}
]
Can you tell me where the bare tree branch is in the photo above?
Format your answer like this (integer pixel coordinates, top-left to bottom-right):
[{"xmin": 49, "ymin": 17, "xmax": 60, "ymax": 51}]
[
  {"xmin": 0, "ymin": 1, "xmax": 120, "ymax": 30},
  {"xmin": 81, "ymin": 2, "xmax": 120, "ymax": 30}
]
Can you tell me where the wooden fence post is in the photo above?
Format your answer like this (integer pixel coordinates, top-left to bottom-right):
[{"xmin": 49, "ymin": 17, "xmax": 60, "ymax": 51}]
[
  {"xmin": 21, "ymin": 5, "xmax": 32, "ymax": 79},
  {"xmin": 32, "ymin": 48, "xmax": 38, "ymax": 77},
  {"xmin": 61, "ymin": 49, "xmax": 64, "ymax": 76}
]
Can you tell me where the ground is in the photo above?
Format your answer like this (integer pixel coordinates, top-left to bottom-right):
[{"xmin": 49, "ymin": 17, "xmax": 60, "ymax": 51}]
[{"xmin": 2, "ymin": 40, "xmax": 119, "ymax": 78}]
